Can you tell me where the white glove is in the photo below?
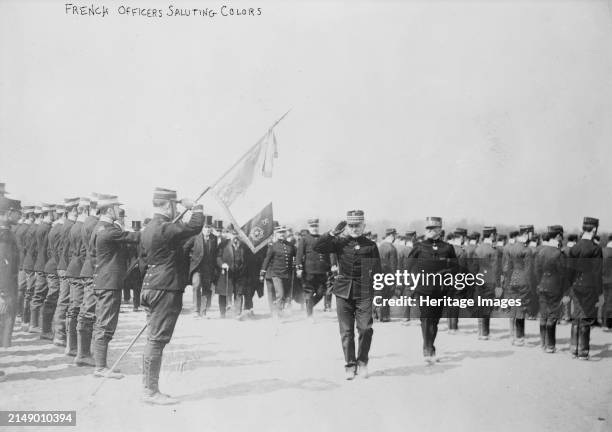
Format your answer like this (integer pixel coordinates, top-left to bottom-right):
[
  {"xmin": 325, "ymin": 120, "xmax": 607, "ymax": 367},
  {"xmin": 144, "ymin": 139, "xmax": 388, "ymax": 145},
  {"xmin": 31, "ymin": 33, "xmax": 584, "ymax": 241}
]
[{"xmin": 221, "ymin": 263, "xmax": 229, "ymax": 270}]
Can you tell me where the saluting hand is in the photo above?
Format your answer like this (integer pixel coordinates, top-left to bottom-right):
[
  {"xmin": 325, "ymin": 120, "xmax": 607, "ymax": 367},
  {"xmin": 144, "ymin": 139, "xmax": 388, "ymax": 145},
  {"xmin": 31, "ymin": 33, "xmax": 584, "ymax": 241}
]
[{"xmin": 332, "ymin": 221, "xmax": 347, "ymax": 236}]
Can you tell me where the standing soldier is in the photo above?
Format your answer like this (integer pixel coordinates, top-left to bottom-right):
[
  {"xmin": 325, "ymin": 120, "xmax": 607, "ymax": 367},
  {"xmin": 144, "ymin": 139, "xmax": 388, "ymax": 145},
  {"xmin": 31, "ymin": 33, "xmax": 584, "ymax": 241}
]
[
  {"xmin": 124, "ymin": 220, "xmax": 144, "ymax": 312},
  {"xmin": 74, "ymin": 194, "xmax": 100, "ymax": 366},
  {"xmin": 14, "ymin": 205, "xmax": 34, "ymax": 322},
  {"xmin": 260, "ymin": 225, "xmax": 295, "ymax": 317},
  {"xmin": 65, "ymin": 197, "xmax": 89, "ymax": 357},
  {"xmin": 215, "ymin": 226, "xmax": 249, "ymax": 317},
  {"xmin": 473, "ymin": 227, "xmax": 501, "ymax": 340},
  {"xmin": 405, "ymin": 217, "xmax": 457, "ymax": 364},
  {"xmin": 184, "ymin": 215, "xmax": 217, "ymax": 318},
  {"xmin": 566, "ymin": 217, "xmax": 602, "ymax": 360},
  {"xmin": 534, "ymin": 225, "xmax": 567, "ymax": 353},
  {"xmin": 296, "ymin": 218, "xmax": 331, "ymax": 321},
  {"xmin": 402, "ymin": 231, "xmax": 417, "ymax": 322},
  {"xmin": 560, "ymin": 234, "xmax": 578, "ymax": 324},
  {"xmin": 447, "ymin": 228, "xmax": 467, "ymax": 333},
  {"xmin": 29, "ymin": 203, "xmax": 55, "ymax": 333},
  {"xmin": 90, "ymin": 195, "xmax": 140, "ymax": 378},
  {"xmin": 313, "ymin": 210, "xmax": 381, "ymax": 379},
  {"xmin": 140, "ymin": 187, "xmax": 203, "ymax": 405},
  {"xmin": 39, "ymin": 204, "xmax": 66, "ymax": 340},
  {"xmin": 377, "ymin": 228, "xmax": 397, "ymax": 322},
  {"xmin": 0, "ymin": 197, "xmax": 22, "ymax": 356},
  {"xmin": 503, "ymin": 225, "xmax": 534, "ymax": 346},
  {"xmin": 527, "ymin": 232, "xmax": 541, "ymax": 320},
  {"xmin": 53, "ymin": 198, "xmax": 79, "ymax": 346},
  {"xmin": 602, "ymin": 235, "xmax": 612, "ymax": 332},
  {"xmin": 21, "ymin": 205, "xmax": 43, "ymax": 330}
]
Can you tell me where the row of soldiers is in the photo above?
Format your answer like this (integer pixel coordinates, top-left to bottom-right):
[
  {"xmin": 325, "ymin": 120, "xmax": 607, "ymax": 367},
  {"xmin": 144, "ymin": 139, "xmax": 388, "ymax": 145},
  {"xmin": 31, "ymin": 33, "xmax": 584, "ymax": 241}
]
[
  {"xmin": 0, "ymin": 181, "xmax": 609, "ymax": 388},
  {"xmin": 372, "ymin": 217, "xmax": 609, "ymax": 365}
]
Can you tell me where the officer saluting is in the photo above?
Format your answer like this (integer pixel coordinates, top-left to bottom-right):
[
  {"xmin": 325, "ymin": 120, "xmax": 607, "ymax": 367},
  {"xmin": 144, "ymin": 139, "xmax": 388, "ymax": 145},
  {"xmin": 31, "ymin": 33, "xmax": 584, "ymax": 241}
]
[
  {"xmin": 313, "ymin": 210, "xmax": 381, "ymax": 380},
  {"xmin": 140, "ymin": 188, "xmax": 204, "ymax": 405},
  {"xmin": 90, "ymin": 195, "xmax": 140, "ymax": 379}
]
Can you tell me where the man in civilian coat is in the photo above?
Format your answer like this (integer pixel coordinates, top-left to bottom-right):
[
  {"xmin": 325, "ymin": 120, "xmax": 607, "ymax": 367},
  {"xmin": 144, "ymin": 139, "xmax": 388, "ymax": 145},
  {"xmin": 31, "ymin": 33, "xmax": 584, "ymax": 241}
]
[
  {"xmin": 566, "ymin": 216, "xmax": 603, "ymax": 360},
  {"xmin": 89, "ymin": 195, "xmax": 140, "ymax": 379},
  {"xmin": 140, "ymin": 187, "xmax": 203, "ymax": 404},
  {"xmin": 184, "ymin": 215, "xmax": 217, "ymax": 318},
  {"xmin": 313, "ymin": 210, "xmax": 381, "ymax": 379},
  {"xmin": 216, "ymin": 226, "xmax": 249, "ymax": 318}
]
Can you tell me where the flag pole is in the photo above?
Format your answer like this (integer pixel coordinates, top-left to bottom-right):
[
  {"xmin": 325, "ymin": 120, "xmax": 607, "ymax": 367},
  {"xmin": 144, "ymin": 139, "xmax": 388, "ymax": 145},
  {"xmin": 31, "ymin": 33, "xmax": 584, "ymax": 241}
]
[{"xmin": 172, "ymin": 109, "xmax": 291, "ymax": 224}]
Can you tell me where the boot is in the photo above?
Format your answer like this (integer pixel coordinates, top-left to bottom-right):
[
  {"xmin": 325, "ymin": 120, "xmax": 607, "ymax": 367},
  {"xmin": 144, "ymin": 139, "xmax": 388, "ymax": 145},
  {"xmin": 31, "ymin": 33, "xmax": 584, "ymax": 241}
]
[
  {"xmin": 545, "ymin": 323, "xmax": 556, "ymax": 353},
  {"xmin": 539, "ymin": 323, "xmax": 546, "ymax": 350},
  {"xmin": 569, "ymin": 323, "xmax": 578, "ymax": 358},
  {"xmin": 142, "ymin": 354, "xmax": 175, "ymax": 404},
  {"xmin": 513, "ymin": 319, "xmax": 525, "ymax": 345},
  {"xmin": 28, "ymin": 308, "xmax": 41, "ymax": 333},
  {"xmin": 92, "ymin": 339, "xmax": 124, "ymax": 378},
  {"xmin": 74, "ymin": 329, "xmax": 95, "ymax": 366},
  {"xmin": 577, "ymin": 325, "xmax": 590, "ymax": 360},
  {"xmin": 64, "ymin": 317, "xmax": 77, "ymax": 356},
  {"xmin": 40, "ymin": 310, "xmax": 54, "ymax": 340}
]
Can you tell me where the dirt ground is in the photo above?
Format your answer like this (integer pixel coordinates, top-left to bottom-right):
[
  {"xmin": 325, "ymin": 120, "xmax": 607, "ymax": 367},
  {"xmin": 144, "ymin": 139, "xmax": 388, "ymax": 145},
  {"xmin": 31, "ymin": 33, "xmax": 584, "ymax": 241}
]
[{"xmin": 1, "ymin": 294, "xmax": 611, "ymax": 432}]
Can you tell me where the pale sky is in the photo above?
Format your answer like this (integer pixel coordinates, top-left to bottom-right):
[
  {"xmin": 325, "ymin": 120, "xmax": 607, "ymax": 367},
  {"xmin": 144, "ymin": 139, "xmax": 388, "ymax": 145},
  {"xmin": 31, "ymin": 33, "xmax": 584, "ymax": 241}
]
[{"xmin": 1, "ymin": 0, "xmax": 611, "ymax": 232}]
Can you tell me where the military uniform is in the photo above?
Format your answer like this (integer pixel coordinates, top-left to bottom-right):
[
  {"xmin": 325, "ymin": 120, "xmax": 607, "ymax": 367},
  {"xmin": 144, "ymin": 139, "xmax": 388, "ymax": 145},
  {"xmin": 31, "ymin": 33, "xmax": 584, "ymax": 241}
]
[
  {"xmin": 75, "ymin": 202, "xmax": 100, "ymax": 364},
  {"xmin": 376, "ymin": 228, "xmax": 398, "ymax": 322},
  {"xmin": 472, "ymin": 227, "xmax": 501, "ymax": 339},
  {"xmin": 296, "ymin": 219, "xmax": 332, "ymax": 318},
  {"xmin": 534, "ymin": 226, "xmax": 567, "ymax": 352},
  {"xmin": 21, "ymin": 210, "xmax": 40, "ymax": 328},
  {"xmin": 53, "ymin": 199, "xmax": 78, "ymax": 346},
  {"xmin": 406, "ymin": 217, "xmax": 457, "ymax": 359},
  {"xmin": 140, "ymin": 188, "xmax": 204, "ymax": 403},
  {"xmin": 90, "ymin": 197, "xmax": 140, "ymax": 375},
  {"xmin": 0, "ymin": 197, "xmax": 21, "ymax": 348},
  {"xmin": 39, "ymin": 206, "xmax": 65, "ymax": 339},
  {"xmin": 503, "ymin": 226, "xmax": 534, "ymax": 344},
  {"xmin": 567, "ymin": 217, "xmax": 602, "ymax": 359},
  {"xmin": 447, "ymin": 228, "xmax": 467, "ymax": 331},
  {"xmin": 29, "ymin": 204, "xmax": 55, "ymax": 331},
  {"xmin": 313, "ymin": 210, "xmax": 381, "ymax": 376},
  {"xmin": 65, "ymin": 199, "xmax": 88, "ymax": 356},
  {"xmin": 602, "ymin": 243, "xmax": 612, "ymax": 330},
  {"xmin": 261, "ymin": 230, "xmax": 296, "ymax": 314},
  {"xmin": 14, "ymin": 208, "xmax": 33, "ymax": 319}
]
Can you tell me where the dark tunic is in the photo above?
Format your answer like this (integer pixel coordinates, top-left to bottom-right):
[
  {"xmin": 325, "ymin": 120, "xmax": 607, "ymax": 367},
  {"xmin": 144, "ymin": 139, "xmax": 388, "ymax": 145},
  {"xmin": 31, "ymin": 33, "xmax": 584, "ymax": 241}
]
[
  {"xmin": 313, "ymin": 233, "xmax": 381, "ymax": 300},
  {"xmin": 567, "ymin": 238, "xmax": 602, "ymax": 319}
]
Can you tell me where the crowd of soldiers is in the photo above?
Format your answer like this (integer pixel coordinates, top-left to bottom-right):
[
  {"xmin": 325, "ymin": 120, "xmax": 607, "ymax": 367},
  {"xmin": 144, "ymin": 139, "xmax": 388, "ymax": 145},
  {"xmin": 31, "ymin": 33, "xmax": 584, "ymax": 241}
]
[{"xmin": 0, "ymin": 181, "xmax": 610, "ymax": 400}]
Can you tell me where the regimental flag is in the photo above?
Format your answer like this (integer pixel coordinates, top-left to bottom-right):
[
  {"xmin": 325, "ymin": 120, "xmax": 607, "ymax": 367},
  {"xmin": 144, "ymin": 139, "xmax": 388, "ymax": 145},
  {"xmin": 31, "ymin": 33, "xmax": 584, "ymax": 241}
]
[{"xmin": 211, "ymin": 129, "xmax": 279, "ymax": 253}]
